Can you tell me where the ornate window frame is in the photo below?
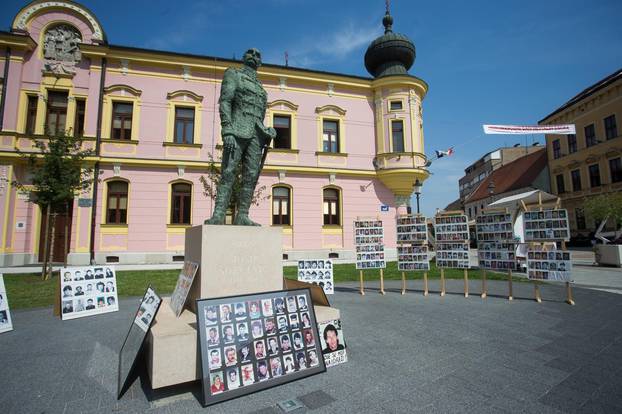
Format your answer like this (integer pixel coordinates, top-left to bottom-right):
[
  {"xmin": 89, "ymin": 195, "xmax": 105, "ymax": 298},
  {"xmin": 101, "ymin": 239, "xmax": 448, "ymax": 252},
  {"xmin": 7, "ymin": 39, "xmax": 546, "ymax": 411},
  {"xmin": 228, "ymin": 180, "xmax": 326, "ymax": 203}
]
[
  {"xmin": 101, "ymin": 85, "xmax": 142, "ymax": 142},
  {"xmin": 315, "ymin": 105, "xmax": 347, "ymax": 155},
  {"xmin": 164, "ymin": 90, "xmax": 203, "ymax": 147}
]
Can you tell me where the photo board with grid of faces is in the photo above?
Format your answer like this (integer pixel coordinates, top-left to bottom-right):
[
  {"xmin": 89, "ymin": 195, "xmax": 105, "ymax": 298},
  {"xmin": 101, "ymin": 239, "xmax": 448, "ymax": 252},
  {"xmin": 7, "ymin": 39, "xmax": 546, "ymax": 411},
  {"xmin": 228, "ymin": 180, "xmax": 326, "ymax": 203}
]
[
  {"xmin": 354, "ymin": 219, "xmax": 386, "ymax": 270},
  {"xmin": 396, "ymin": 215, "xmax": 428, "ymax": 243},
  {"xmin": 296, "ymin": 260, "xmax": 334, "ymax": 294},
  {"xmin": 0, "ymin": 275, "xmax": 13, "ymax": 334},
  {"xmin": 169, "ymin": 261, "xmax": 199, "ymax": 317},
  {"xmin": 60, "ymin": 266, "xmax": 119, "ymax": 320},
  {"xmin": 397, "ymin": 245, "xmax": 430, "ymax": 271},
  {"xmin": 196, "ymin": 289, "xmax": 325, "ymax": 407},
  {"xmin": 527, "ymin": 248, "xmax": 573, "ymax": 282},
  {"xmin": 523, "ymin": 209, "xmax": 570, "ymax": 241},
  {"xmin": 434, "ymin": 214, "xmax": 470, "ymax": 269},
  {"xmin": 475, "ymin": 212, "xmax": 517, "ymax": 270},
  {"xmin": 396, "ymin": 214, "xmax": 430, "ymax": 271}
]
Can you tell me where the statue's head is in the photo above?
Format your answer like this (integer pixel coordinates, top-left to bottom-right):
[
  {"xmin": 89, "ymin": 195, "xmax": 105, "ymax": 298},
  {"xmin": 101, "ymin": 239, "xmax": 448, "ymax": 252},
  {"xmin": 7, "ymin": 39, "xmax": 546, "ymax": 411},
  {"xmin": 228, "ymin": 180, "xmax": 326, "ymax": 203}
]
[{"xmin": 243, "ymin": 48, "xmax": 262, "ymax": 70}]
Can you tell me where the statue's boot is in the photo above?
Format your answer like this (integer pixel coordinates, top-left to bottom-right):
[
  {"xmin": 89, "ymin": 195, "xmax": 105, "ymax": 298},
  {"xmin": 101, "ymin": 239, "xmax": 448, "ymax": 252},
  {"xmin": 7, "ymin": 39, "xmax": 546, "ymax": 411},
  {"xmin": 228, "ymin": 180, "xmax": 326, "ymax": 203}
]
[
  {"xmin": 204, "ymin": 183, "xmax": 232, "ymax": 225},
  {"xmin": 233, "ymin": 212, "xmax": 260, "ymax": 226},
  {"xmin": 234, "ymin": 185, "xmax": 260, "ymax": 226}
]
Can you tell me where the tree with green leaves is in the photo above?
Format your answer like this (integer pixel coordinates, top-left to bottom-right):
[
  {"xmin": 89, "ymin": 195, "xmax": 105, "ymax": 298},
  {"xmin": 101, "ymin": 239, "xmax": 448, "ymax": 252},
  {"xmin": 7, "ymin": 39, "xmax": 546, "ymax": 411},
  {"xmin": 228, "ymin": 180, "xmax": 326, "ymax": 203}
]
[
  {"xmin": 199, "ymin": 148, "xmax": 268, "ymax": 223},
  {"xmin": 13, "ymin": 131, "xmax": 97, "ymax": 279},
  {"xmin": 583, "ymin": 193, "xmax": 622, "ymax": 243}
]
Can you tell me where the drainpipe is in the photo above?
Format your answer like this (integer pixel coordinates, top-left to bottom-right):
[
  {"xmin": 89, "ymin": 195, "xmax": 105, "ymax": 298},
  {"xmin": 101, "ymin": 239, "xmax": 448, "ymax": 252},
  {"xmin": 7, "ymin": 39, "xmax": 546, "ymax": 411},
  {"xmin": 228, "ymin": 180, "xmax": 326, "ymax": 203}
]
[
  {"xmin": 89, "ymin": 57, "xmax": 106, "ymax": 264},
  {"xmin": 0, "ymin": 47, "xmax": 11, "ymax": 131}
]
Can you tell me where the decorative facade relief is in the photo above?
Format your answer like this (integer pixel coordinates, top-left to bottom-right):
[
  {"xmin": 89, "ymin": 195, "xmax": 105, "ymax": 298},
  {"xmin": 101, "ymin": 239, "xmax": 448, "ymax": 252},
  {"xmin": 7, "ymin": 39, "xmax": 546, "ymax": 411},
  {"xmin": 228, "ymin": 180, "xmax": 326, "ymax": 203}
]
[{"xmin": 43, "ymin": 24, "xmax": 82, "ymax": 75}]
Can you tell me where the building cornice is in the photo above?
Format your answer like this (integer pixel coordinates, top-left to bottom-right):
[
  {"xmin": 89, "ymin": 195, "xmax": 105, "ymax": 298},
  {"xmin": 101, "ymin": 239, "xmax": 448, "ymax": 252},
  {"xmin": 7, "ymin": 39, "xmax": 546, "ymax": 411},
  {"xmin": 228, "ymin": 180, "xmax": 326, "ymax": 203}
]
[{"xmin": 0, "ymin": 31, "xmax": 37, "ymax": 51}]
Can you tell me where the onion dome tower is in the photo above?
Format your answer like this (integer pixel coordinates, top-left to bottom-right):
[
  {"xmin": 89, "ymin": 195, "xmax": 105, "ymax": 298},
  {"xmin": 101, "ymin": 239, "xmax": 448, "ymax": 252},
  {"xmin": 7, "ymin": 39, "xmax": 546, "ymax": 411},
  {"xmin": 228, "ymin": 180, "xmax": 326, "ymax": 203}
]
[{"xmin": 367, "ymin": 2, "xmax": 429, "ymax": 212}]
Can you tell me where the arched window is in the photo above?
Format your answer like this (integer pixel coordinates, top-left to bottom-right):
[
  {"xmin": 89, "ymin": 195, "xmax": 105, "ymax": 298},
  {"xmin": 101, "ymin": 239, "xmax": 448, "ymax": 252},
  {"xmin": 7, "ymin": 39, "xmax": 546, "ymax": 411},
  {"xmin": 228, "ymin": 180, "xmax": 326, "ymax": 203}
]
[
  {"xmin": 106, "ymin": 181, "xmax": 128, "ymax": 224},
  {"xmin": 323, "ymin": 188, "xmax": 340, "ymax": 225},
  {"xmin": 171, "ymin": 182, "xmax": 192, "ymax": 224},
  {"xmin": 272, "ymin": 186, "xmax": 291, "ymax": 225}
]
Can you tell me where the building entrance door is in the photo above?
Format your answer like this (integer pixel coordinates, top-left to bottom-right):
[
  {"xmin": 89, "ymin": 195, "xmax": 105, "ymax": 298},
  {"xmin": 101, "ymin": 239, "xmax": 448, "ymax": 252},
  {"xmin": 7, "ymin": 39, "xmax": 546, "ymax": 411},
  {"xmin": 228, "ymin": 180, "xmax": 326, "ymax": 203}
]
[{"xmin": 38, "ymin": 203, "xmax": 73, "ymax": 263}]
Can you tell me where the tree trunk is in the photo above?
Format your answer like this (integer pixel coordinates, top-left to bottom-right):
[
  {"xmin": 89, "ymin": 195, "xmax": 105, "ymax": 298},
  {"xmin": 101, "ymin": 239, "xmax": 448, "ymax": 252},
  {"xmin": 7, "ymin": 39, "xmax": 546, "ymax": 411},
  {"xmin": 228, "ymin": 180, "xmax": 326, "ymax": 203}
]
[
  {"xmin": 64, "ymin": 201, "xmax": 69, "ymax": 268},
  {"xmin": 41, "ymin": 204, "xmax": 51, "ymax": 280},
  {"xmin": 47, "ymin": 213, "xmax": 57, "ymax": 281}
]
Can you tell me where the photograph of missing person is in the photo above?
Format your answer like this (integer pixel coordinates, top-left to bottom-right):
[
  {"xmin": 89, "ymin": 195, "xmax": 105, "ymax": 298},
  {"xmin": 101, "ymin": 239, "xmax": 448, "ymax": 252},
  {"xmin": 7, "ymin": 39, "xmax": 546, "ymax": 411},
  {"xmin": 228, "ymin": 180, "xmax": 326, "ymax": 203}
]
[
  {"xmin": 133, "ymin": 288, "xmax": 162, "ymax": 332},
  {"xmin": 169, "ymin": 261, "xmax": 199, "ymax": 317},
  {"xmin": 354, "ymin": 220, "xmax": 386, "ymax": 270},
  {"xmin": 318, "ymin": 319, "xmax": 348, "ymax": 367},
  {"xmin": 296, "ymin": 259, "xmax": 335, "ymax": 294},
  {"xmin": 196, "ymin": 289, "xmax": 326, "ymax": 406},
  {"xmin": 60, "ymin": 266, "xmax": 119, "ymax": 321}
]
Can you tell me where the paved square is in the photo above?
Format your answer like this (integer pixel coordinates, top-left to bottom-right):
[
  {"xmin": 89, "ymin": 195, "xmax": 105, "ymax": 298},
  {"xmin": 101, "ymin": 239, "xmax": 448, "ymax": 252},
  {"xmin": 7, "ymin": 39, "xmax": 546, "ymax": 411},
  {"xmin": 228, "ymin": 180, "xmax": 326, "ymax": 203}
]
[{"xmin": 1, "ymin": 279, "xmax": 621, "ymax": 413}]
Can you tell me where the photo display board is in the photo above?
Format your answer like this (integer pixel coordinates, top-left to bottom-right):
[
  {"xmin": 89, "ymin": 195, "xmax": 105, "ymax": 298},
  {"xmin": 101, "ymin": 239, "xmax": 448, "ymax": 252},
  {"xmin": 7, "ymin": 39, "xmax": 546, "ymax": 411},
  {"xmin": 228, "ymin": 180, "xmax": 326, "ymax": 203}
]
[
  {"xmin": 318, "ymin": 319, "xmax": 347, "ymax": 368},
  {"xmin": 60, "ymin": 266, "xmax": 119, "ymax": 320},
  {"xmin": 527, "ymin": 248, "xmax": 572, "ymax": 281},
  {"xmin": 169, "ymin": 261, "xmax": 199, "ymax": 317},
  {"xmin": 476, "ymin": 212, "xmax": 517, "ymax": 270},
  {"xmin": 196, "ymin": 289, "xmax": 326, "ymax": 407},
  {"xmin": 118, "ymin": 286, "xmax": 162, "ymax": 398},
  {"xmin": 354, "ymin": 219, "xmax": 386, "ymax": 270},
  {"xmin": 434, "ymin": 214, "xmax": 470, "ymax": 269},
  {"xmin": 396, "ymin": 215, "xmax": 428, "ymax": 243},
  {"xmin": 524, "ymin": 209, "xmax": 570, "ymax": 241},
  {"xmin": 397, "ymin": 245, "xmax": 430, "ymax": 271},
  {"xmin": 0, "ymin": 275, "xmax": 14, "ymax": 334},
  {"xmin": 397, "ymin": 214, "xmax": 430, "ymax": 271},
  {"xmin": 297, "ymin": 260, "xmax": 334, "ymax": 294}
]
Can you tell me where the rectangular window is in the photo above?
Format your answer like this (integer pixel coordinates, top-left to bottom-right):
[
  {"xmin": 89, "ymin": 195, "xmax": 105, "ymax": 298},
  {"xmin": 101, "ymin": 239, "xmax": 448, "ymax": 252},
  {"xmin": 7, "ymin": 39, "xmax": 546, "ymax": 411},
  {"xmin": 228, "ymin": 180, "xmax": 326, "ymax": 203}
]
[
  {"xmin": 26, "ymin": 95, "xmax": 38, "ymax": 134},
  {"xmin": 391, "ymin": 120, "xmax": 405, "ymax": 152},
  {"xmin": 273, "ymin": 115, "xmax": 291, "ymax": 149},
  {"xmin": 604, "ymin": 114, "xmax": 617, "ymax": 140},
  {"xmin": 174, "ymin": 107, "xmax": 195, "ymax": 144},
  {"xmin": 589, "ymin": 164, "xmax": 601, "ymax": 187},
  {"xmin": 389, "ymin": 100, "xmax": 403, "ymax": 111},
  {"xmin": 74, "ymin": 99, "xmax": 85, "ymax": 137},
  {"xmin": 106, "ymin": 181, "xmax": 128, "ymax": 224},
  {"xmin": 585, "ymin": 124, "xmax": 597, "ymax": 147},
  {"xmin": 322, "ymin": 120, "xmax": 340, "ymax": 153},
  {"xmin": 171, "ymin": 183, "xmax": 192, "ymax": 224},
  {"xmin": 575, "ymin": 208, "xmax": 586, "ymax": 230},
  {"xmin": 571, "ymin": 169, "xmax": 582, "ymax": 191},
  {"xmin": 610, "ymin": 157, "xmax": 622, "ymax": 183},
  {"xmin": 552, "ymin": 139, "xmax": 561, "ymax": 159},
  {"xmin": 556, "ymin": 174, "xmax": 565, "ymax": 194},
  {"xmin": 323, "ymin": 188, "xmax": 340, "ymax": 225},
  {"xmin": 567, "ymin": 134, "xmax": 577, "ymax": 154},
  {"xmin": 45, "ymin": 91, "xmax": 68, "ymax": 135},
  {"xmin": 111, "ymin": 102, "xmax": 133, "ymax": 140},
  {"xmin": 272, "ymin": 187, "xmax": 290, "ymax": 225}
]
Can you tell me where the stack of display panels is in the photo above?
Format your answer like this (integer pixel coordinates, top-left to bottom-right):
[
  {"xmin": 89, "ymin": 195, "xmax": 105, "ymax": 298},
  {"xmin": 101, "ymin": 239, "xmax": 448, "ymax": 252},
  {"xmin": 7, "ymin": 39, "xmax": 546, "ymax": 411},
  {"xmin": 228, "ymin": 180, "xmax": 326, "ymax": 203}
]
[
  {"xmin": 434, "ymin": 214, "xmax": 469, "ymax": 269},
  {"xmin": 475, "ymin": 212, "xmax": 517, "ymax": 271},
  {"xmin": 396, "ymin": 215, "xmax": 429, "ymax": 271},
  {"xmin": 354, "ymin": 220, "xmax": 385, "ymax": 270}
]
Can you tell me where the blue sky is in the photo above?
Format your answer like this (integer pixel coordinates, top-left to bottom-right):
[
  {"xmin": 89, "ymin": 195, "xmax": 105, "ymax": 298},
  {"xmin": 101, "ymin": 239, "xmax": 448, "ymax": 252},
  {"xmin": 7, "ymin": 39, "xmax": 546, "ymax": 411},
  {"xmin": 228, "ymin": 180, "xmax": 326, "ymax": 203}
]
[{"xmin": 3, "ymin": 0, "xmax": 621, "ymax": 216}]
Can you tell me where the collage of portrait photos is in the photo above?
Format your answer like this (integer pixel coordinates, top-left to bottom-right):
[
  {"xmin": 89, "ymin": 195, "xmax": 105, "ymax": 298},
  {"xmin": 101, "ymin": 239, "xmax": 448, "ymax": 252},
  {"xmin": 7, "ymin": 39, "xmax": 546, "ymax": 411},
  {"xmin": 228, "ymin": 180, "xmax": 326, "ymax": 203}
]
[
  {"xmin": 60, "ymin": 266, "xmax": 119, "ymax": 320},
  {"xmin": 436, "ymin": 243, "xmax": 470, "ymax": 269},
  {"xmin": 0, "ymin": 275, "xmax": 14, "ymax": 334},
  {"xmin": 169, "ymin": 261, "xmax": 199, "ymax": 317},
  {"xmin": 318, "ymin": 319, "xmax": 347, "ymax": 368},
  {"xmin": 527, "ymin": 248, "xmax": 573, "ymax": 282},
  {"xmin": 524, "ymin": 209, "xmax": 570, "ymax": 241},
  {"xmin": 397, "ymin": 245, "xmax": 430, "ymax": 271},
  {"xmin": 354, "ymin": 219, "xmax": 386, "ymax": 269},
  {"xmin": 475, "ymin": 212, "xmax": 517, "ymax": 270},
  {"xmin": 434, "ymin": 214, "xmax": 469, "ymax": 241},
  {"xmin": 197, "ymin": 290, "xmax": 325, "ymax": 406},
  {"xmin": 134, "ymin": 287, "xmax": 162, "ymax": 332},
  {"xmin": 297, "ymin": 260, "xmax": 334, "ymax": 294},
  {"xmin": 396, "ymin": 215, "xmax": 428, "ymax": 243}
]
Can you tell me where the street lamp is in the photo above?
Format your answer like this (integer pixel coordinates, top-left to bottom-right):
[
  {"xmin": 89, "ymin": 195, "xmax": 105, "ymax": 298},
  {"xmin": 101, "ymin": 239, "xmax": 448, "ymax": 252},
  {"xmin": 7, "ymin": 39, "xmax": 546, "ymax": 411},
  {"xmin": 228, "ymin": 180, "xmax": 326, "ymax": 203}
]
[{"xmin": 413, "ymin": 178, "xmax": 422, "ymax": 214}]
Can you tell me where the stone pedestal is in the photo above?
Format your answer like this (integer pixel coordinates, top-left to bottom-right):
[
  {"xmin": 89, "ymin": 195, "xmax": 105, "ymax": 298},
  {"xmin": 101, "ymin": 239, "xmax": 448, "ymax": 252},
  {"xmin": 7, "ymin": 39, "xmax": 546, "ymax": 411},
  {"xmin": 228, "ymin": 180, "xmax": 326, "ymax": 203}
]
[{"xmin": 148, "ymin": 225, "xmax": 343, "ymax": 389}]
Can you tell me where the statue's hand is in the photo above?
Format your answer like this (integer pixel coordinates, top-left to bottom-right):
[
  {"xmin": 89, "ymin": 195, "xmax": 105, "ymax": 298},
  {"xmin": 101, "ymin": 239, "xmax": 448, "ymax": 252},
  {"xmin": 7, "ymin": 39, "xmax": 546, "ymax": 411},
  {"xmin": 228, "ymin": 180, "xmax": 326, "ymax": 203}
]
[
  {"xmin": 223, "ymin": 134, "xmax": 236, "ymax": 152},
  {"xmin": 266, "ymin": 127, "xmax": 277, "ymax": 140}
]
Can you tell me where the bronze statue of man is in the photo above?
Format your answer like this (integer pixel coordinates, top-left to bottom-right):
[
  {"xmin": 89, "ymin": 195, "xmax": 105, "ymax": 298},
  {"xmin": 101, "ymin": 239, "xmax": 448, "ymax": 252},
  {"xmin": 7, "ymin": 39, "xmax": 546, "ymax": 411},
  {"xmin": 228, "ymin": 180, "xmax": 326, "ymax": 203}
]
[{"xmin": 205, "ymin": 48, "xmax": 276, "ymax": 226}]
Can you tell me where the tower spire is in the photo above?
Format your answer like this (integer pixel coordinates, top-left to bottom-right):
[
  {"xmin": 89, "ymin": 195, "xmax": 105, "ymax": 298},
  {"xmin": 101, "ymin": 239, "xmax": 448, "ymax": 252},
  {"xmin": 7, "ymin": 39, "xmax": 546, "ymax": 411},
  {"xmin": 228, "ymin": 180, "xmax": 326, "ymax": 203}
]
[{"xmin": 383, "ymin": 0, "xmax": 393, "ymax": 34}]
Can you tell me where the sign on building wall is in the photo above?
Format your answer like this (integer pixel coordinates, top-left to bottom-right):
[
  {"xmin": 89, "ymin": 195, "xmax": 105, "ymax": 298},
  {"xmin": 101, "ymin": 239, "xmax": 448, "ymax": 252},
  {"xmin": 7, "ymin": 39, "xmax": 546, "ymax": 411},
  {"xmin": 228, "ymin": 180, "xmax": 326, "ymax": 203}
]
[
  {"xmin": 60, "ymin": 266, "xmax": 119, "ymax": 320},
  {"xmin": 296, "ymin": 260, "xmax": 334, "ymax": 294},
  {"xmin": 434, "ymin": 214, "xmax": 470, "ymax": 269},
  {"xmin": 476, "ymin": 212, "xmax": 517, "ymax": 270},
  {"xmin": 169, "ymin": 261, "xmax": 199, "ymax": 317},
  {"xmin": 354, "ymin": 219, "xmax": 386, "ymax": 270},
  {"xmin": 527, "ymin": 248, "xmax": 572, "ymax": 281},
  {"xmin": 0, "ymin": 275, "xmax": 14, "ymax": 334},
  {"xmin": 318, "ymin": 319, "xmax": 347, "ymax": 368},
  {"xmin": 523, "ymin": 209, "xmax": 570, "ymax": 241},
  {"xmin": 196, "ymin": 289, "xmax": 326, "ymax": 407}
]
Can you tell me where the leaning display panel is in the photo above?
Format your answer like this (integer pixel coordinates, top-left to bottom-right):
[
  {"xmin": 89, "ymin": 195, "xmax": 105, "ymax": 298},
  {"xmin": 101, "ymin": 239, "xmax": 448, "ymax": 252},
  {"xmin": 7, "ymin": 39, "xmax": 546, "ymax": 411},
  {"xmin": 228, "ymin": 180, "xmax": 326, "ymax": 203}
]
[
  {"xmin": 296, "ymin": 259, "xmax": 334, "ymax": 294},
  {"xmin": 169, "ymin": 261, "xmax": 199, "ymax": 317},
  {"xmin": 60, "ymin": 265, "xmax": 119, "ymax": 320},
  {"xmin": 0, "ymin": 275, "xmax": 14, "ymax": 333},
  {"xmin": 196, "ymin": 288, "xmax": 326, "ymax": 407},
  {"xmin": 118, "ymin": 286, "xmax": 162, "ymax": 398}
]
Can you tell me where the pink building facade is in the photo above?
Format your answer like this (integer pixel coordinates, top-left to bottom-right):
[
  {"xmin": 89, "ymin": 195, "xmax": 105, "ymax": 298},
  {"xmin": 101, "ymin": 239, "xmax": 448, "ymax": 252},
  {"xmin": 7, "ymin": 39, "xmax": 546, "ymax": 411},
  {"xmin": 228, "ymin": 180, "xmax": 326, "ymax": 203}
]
[{"xmin": 0, "ymin": 1, "xmax": 429, "ymax": 266}]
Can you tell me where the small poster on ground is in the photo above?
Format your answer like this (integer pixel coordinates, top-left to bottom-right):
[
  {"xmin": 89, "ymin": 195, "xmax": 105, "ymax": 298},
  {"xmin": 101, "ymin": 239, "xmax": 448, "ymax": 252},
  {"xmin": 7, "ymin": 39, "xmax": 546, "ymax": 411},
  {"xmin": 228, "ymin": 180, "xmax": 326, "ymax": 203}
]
[
  {"xmin": 169, "ymin": 261, "xmax": 199, "ymax": 317},
  {"xmin": 118, "ymin": 286, "xmax": 162, "ymax": 398},
  {"xmin": 60, "ymin": 266, "xmax": 119, "ymax": 320},
  {"xmin": 0, "ymin": 275, "xmax": 14, "ymax": 334},
  {"xmin": 318, "ymin": 319, "xmax": 347, "ymax": 368},
  {"xmin": 476, "ymin": 212, "xmax": 517, "ymax": 270},
  {"xmin": 524, "ymin": 209, "xmax": 570, "ymax": 241},
  {"xmin": 397, "ymin": 245, "xmax": 430, "ymax": 271},
  {"xmin": 527, "ymin": 248, "xmax": 572, "ymax": 281},
  {"xmin": 297, "ymin": 260, "xmax": 334, "ymax": 294},
  {"xmin": 396, "ymin": 215, "xmax": 428, "ymax": 243},
  {"xmin": 354, "ymin": 219, "xmax": 386, "ymax": 270},
  {"xmin": 196, "ymin": 289, "xmax": 326, "ymax": 407}
]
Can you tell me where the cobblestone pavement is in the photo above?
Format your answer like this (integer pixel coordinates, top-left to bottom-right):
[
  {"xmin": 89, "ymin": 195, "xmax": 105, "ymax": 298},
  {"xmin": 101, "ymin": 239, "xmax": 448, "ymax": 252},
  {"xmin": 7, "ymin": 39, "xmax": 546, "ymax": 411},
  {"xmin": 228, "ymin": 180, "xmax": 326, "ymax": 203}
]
[{"xmin": 1, "ymin": 279, "xmax": 621, "ymax": 413}]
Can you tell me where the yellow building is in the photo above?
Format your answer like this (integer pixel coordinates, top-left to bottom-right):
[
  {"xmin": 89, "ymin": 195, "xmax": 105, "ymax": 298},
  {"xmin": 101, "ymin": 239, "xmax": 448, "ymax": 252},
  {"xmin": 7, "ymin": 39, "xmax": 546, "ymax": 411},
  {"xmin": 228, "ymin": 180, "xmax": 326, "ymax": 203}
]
[{"xmin": 540, "ymin": 68, "xmax": 622, "ymax": 241}]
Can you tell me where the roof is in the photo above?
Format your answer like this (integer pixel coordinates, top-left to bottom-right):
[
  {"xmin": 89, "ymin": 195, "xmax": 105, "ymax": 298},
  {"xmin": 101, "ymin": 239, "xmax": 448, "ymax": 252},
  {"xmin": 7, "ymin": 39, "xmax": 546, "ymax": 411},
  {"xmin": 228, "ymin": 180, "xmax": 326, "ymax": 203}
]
[
  {"xmin": 539, "ymin": 67, "xmax": 622, "ymax": 123},
  {"xmin": 465, "ymin": 149, "xmax": 547, "ymax": 203},
  {"xmin": 444, "ymin": 198, "xmax": 463, "ymax": 211}
]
